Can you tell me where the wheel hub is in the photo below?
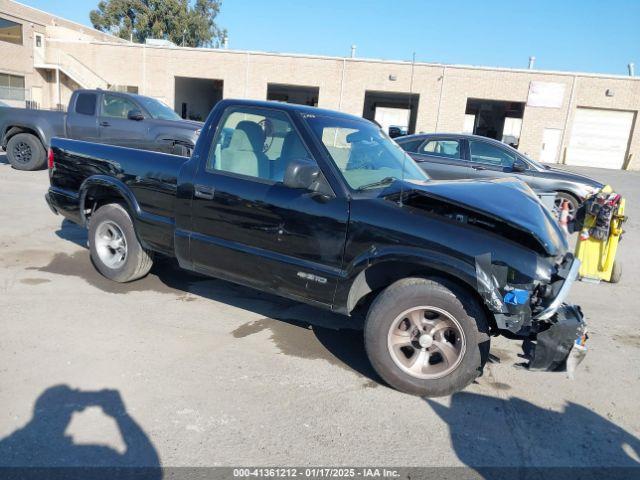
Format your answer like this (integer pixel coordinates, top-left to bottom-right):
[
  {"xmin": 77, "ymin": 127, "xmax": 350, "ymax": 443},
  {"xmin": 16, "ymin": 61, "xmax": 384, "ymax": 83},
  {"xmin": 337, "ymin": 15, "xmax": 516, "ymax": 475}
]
[
  {"xmin": 13, "ymin": 142, "xmax": 32, "ymax": 163},
  {"xmin": 387, "ymin": 306, "xmax": 466, "ymax": 380},
  {"xmin": 95, "ymin": 220, "xmax": 128, "ymax": 269},
  {"xmin": 418, "ymin": 334, "xmax": 434, "ymax": 348}
]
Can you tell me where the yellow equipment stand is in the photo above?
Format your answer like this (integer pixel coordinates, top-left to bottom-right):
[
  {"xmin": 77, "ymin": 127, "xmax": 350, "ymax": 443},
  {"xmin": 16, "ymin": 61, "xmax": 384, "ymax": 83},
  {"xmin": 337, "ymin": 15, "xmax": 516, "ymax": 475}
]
[{"xmin": 574, "ymin": 185, "xmax": 626, "ymax": 283}]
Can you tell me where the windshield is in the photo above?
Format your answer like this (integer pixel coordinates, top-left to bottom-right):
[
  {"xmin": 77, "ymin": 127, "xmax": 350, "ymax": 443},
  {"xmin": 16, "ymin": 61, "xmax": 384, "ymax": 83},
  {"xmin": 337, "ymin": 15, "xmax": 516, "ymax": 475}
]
[
  {"xmin": 304, "ymin": 114, "xmax": 428, "ymax": 190},
  {"xmin": 135, "ymin": 96, "xmax": 182, "ymax": 121}
]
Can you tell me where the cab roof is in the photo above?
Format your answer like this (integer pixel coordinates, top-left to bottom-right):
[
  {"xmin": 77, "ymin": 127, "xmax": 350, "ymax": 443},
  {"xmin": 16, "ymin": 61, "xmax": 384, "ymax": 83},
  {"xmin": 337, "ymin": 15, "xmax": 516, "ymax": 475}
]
[{"xmin": 219, "ymin": 98, "xmax": 371, "ymax": 124}]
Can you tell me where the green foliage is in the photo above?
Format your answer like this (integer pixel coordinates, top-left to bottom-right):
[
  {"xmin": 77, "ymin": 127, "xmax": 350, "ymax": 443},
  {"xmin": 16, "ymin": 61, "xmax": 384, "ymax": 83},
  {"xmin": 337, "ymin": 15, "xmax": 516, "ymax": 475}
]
[{"xmin": 90, "ymin": 0, "xmax": 226, "ymax": 48}]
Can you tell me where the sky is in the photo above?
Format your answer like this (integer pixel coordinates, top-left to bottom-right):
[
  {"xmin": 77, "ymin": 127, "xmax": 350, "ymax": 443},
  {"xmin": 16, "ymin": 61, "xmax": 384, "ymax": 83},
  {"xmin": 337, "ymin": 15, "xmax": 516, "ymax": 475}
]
[{"xmin": 18, "ymin": 0, "xmax": 640, "ymax": 76}]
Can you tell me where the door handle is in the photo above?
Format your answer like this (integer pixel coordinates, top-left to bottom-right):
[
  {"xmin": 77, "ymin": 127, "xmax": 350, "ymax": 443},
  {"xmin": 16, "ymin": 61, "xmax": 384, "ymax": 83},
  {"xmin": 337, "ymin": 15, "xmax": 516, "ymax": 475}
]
[
  {"xmin": 472, "ymin": 165, "xmax": 486, "ymax": 170},
  {"xmin": 194, "ymin": 185, "xmax": 215, "ymax": 200},
  {"xmin": 100, "ymin": 121, "xmax": 110, "ymax": 127}
]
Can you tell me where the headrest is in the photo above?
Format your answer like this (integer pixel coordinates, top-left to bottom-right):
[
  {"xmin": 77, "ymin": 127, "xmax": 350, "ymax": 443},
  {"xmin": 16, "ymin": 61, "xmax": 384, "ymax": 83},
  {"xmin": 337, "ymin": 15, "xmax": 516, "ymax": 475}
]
[{"xmin": 229, "ymin": 120, "xmax": 265, "ymax": 152}]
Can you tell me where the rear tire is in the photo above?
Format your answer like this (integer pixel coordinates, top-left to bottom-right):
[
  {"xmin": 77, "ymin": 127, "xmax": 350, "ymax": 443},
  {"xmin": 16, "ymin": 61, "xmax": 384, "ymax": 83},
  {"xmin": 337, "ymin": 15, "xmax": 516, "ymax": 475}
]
[
  {"xmin": 364, "ymin": 277, "xmax": 490, "ymax": 397},
  {"xmin": 89, "ymin": 203, "xmax": 153, "ymax": 282},
  {"xmin": 6, "ymin": 133, "xmax": 46, "ymax": 171}
]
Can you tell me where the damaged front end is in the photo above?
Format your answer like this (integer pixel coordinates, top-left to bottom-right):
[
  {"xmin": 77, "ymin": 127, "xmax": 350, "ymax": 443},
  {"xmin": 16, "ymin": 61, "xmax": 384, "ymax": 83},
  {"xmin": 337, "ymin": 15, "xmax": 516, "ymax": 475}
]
[
  {"xmin": 476, "ymin": 252, "xmax": 587, "ymax": 374},
  {"xmin": 524, "ymin": 258, "xmax": 588, "ymax": 374},
  {"xmin": 394, "ymin": 179, "xmax": 588, "ymax": 375}
]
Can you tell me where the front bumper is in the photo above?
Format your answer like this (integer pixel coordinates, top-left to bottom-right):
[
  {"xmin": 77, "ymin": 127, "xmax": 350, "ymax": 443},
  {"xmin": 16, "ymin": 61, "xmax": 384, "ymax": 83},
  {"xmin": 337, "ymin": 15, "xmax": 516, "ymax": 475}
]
[
  {"xmin": 522, "ymin": 304, "xmax": 586, "ymax": 371},
  {"xmin": 535, "ymin": 257, "xmax": 581, "ymax": 320}
]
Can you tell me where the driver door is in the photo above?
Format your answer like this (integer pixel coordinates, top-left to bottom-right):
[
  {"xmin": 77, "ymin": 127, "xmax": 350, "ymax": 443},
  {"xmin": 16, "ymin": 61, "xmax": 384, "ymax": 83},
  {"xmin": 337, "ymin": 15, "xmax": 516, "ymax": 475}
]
[
  {"xmin": 189, "ymin": 105, "xmax": 349, "ymax": 306},
  {"xmin": 98, "ymin": 93, "xmax": 149, "ymax": 149}
]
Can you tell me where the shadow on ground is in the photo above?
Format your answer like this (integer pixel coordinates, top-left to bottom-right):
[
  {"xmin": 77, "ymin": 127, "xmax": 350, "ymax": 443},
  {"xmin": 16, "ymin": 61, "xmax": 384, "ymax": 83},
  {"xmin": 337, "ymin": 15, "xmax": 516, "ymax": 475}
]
[
  {"xmin": 45, "ymin": 219, "xmax": 381, "ymax": 385},
  {"xmin": 427, "ymin": 392, "xmax": 640, "ymax": 479},
  {"xmin": 0, "ymin": 385, "xmax": 161, "ymax": 479}
]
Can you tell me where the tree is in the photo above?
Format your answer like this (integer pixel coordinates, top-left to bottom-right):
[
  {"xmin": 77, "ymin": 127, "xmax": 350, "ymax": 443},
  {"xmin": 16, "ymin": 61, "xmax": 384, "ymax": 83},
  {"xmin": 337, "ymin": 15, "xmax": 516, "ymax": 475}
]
[{"xmin": 90, "ymin": 0, "xmax": 226, "ymax": 48}]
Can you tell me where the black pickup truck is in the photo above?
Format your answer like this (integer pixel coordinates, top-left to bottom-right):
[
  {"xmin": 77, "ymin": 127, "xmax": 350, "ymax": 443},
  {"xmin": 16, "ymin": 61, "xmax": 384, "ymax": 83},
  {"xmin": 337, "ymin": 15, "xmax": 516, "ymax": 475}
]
[
  {"xmin": 46, "ymin": 99, "xmax": 586, "ymax": 396},
  {"xmin": 0, "ymin": 89, "xmax": 201, "ymax": 171}
]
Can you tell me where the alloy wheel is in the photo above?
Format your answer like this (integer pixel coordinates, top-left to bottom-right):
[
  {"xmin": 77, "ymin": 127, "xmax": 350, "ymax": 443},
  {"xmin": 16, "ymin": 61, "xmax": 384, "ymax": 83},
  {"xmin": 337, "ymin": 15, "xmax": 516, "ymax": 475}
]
[
  {"xmin": 387, "ymin": 306, "xmax": 466, "ymax": 379},
  {"xmin": 95, "ymin": 220, "xmax": 128, "ymax": 269},
  {"xmin": 553, "ymin": 197, "xmax": 576, "ymax": 219},
  {"xmin": 12, "ymin": 141, "xmax": 32, "ymax": 164}
]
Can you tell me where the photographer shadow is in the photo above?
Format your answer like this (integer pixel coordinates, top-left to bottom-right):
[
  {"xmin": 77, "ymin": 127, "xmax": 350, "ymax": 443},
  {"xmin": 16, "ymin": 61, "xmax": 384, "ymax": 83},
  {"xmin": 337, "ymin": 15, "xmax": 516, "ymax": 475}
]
[
  {"xmin": 0, "ymin": 385, "xmax": 161, "ymax": 479},
  {"xmin": 427, "ymin": 392, "xmax": 640, "ymax": 479}
]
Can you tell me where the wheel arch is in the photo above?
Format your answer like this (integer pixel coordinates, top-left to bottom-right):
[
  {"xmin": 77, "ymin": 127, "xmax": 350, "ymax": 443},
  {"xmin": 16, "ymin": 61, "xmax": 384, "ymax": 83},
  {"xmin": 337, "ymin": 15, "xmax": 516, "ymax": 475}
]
[
  {"xmin": 345, "ymin": 256, "xmax": 495, "ymax": 330},
  {"xmin": 554, "ymin": 188, "xmax": 582, "ymax": 204},
  {"xmin": 79, "ymin": 176, "xmax": 141, "ymax": 227},
  {"xmin": 3, "ymin": 126, "xmax": 47, "ymax": 149}
]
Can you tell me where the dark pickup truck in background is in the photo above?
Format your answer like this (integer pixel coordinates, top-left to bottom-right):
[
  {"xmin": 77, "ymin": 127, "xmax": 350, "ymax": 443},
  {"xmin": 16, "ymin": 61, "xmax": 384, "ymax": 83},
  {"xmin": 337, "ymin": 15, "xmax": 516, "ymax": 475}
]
[
  {"xmin": 46, "ymin": 99, "xmax": 586, "ymax": 397},
  {"xmin": 0, "ymin": 89, "xmax": 202, "ymax": 170}
]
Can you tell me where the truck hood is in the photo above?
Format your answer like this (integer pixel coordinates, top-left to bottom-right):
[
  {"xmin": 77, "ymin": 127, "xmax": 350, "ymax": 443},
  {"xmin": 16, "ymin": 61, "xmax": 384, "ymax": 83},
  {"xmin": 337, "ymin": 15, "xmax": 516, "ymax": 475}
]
[
  {"xmin": 151, "ymin": 118, "xmax": 204, "ymax": 131},
  {"xmin": 395, "ymin": 177, "xmax": 568, "ymax": 256}
]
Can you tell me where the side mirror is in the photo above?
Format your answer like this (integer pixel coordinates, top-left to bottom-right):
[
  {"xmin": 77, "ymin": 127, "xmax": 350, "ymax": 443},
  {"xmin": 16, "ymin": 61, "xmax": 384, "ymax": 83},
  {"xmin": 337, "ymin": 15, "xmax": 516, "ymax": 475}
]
[
  {"xmin": 127, "ymin": 109, "xmax": 144, "ymax": 121},
  {"xmin": 283, "ymin": 158, "xmax": 321, "ymax": 190},
  {"xmin": 512, "ymin": 159, "xmax": 527, "ymax": 172}
]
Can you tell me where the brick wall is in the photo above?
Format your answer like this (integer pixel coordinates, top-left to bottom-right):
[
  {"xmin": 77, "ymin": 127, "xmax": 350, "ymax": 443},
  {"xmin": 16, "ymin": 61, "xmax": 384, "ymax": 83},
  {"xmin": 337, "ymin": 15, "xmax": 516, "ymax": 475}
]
[{"xmin": 2, "ymin": 0, "xmax": 639, "ymax": 169}]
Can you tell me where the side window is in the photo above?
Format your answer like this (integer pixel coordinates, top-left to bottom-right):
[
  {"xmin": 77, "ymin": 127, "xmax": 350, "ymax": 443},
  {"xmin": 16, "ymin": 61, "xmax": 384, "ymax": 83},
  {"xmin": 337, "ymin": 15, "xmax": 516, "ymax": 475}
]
[
  {"xmin": 421, "ymin": 140, "xmax": 462, "ymax": 159},
  {"xmin": 101, "ymin": 94, "xmax": 139, "ymax": 119},
  {"xmin": 469, "ymin": 140, "xmax": 515, "ymax": 167},
  {"xmin": 75, "ymin": 93, "xmax": 97, "ymax": 116},
  {"xmin": 206, "ymin": 107, "xmax": 314, "ymax": 183},
  {"xmin": 398, "ymin": 138, "xmax": 423, "ymax": 153}
]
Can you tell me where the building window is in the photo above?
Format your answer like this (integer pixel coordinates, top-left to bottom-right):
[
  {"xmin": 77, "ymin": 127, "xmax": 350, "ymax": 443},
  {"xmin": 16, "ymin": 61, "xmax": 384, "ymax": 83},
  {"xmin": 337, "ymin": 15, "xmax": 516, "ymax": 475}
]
[
  {"xmin": 0, "ymin": 17, "xmax": 23, "ymax": 45},
  {"xmin": 0, "ymin": 73, "xmax": 25, "ymax": 100},
  {"xmin": 109, "ymin": 85, "xmax": 139, "ymax": 94},
  {"xmin": 267, "ymin": 84, "xmax": 319, "ymax": 107}
]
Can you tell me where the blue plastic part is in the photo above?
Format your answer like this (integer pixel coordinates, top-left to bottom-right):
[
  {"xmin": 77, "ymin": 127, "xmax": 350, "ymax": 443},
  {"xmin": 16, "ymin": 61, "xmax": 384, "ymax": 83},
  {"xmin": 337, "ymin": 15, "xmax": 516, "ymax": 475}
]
[{"xmin": 503, "ymin": 289, "xmax": 530, "ymax": 305}]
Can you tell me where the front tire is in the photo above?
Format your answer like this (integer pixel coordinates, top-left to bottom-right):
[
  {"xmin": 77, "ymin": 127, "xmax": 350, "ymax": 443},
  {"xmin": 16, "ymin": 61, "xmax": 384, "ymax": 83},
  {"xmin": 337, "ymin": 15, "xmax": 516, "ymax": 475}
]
[
  {"xmin": 89, "ymin": 203, "xmax": 153, "ymax": 282},
  {"xmin": 553, "ymin": 192, "xmax": 579, "ymax": 220},
  {"xmin": 6, "ymin": 133, "xmax": 46, "ymax": 170},
  {"xmin": 364, "ymin": 278, "xmax": 490, "ymax": 397}
]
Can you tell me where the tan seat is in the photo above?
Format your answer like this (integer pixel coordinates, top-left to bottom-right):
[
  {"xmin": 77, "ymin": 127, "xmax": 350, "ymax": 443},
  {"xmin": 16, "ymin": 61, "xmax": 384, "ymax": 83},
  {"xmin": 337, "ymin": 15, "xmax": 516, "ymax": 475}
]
[{"xmin": 219, "ymin": 121, "xmax": 266, "ymax": 177}]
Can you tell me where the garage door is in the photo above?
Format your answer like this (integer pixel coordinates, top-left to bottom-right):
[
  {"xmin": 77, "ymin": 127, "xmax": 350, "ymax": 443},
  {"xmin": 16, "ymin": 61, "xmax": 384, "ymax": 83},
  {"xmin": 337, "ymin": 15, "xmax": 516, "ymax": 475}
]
[{"xmin": 567, "ymin": 108, "xmax": 634, "ymax": 169}]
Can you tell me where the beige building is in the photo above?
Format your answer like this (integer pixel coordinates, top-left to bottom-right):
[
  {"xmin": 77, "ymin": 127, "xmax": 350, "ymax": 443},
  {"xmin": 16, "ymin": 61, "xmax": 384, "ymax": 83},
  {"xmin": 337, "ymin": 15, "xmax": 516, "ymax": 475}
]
[{"xmin": 1, "ymin": 0, "xmax": 639, "ymax": 169}]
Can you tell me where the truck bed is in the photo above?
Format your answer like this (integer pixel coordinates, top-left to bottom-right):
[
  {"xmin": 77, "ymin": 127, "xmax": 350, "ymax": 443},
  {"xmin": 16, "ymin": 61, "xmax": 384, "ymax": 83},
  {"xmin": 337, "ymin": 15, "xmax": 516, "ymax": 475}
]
[
  {"xmin": 48, "ymin": 137, "xmax": 189, "ymax": 254},
  {"xmin": 0, "ymin": 106, "xmax": 66, "ymax": 148}
]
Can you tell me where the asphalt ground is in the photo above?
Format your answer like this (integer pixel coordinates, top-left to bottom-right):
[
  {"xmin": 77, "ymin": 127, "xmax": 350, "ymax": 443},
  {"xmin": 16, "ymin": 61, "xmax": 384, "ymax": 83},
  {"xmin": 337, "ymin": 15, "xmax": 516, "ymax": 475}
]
[{"xmin": 0, "ymin": 152, "xmax": 638, "ymax": 474}]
